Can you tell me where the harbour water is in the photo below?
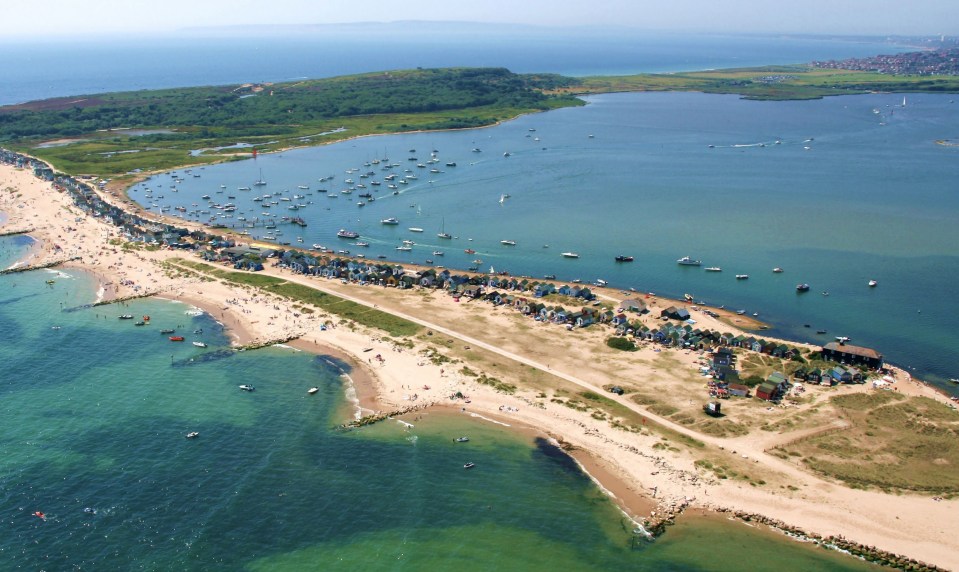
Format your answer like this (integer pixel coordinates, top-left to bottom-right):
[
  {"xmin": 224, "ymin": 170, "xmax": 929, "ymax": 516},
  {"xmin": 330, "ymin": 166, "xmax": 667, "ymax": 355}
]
[
  {"xmin": 0, "ymin": 236, "xmax": 876, "ymax": 570},
  {"xmin": 135, "ymin": 91, "xmax": 959, "ymax": 389}
]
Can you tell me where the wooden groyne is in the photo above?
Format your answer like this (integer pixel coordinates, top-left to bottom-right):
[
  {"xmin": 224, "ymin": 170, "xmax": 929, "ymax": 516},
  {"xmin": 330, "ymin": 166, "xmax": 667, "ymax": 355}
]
[
  {"xmin": 0, "ymin": 257, "xmax": 80, "ymax": 275},
  {"xmin": 0, "ymin": 227, "xmax": 34, "ymax": 237}
]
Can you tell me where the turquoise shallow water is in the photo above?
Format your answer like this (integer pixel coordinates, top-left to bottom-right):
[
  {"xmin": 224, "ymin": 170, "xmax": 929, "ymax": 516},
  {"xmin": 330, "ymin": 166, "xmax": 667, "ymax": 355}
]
[
  {"xmin": 136, "ymin": 91, "xmax": 959, "ymax": 389},
  {"xmin": 0, "ymin": 238, "xmax": 877, "ymax": 570}
]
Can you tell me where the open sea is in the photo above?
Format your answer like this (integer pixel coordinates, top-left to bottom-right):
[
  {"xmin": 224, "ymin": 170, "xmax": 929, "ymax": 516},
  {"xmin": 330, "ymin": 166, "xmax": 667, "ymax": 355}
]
[{"xmin": 0, "ymin": 29, "xmax": 941, "ymax": 569}]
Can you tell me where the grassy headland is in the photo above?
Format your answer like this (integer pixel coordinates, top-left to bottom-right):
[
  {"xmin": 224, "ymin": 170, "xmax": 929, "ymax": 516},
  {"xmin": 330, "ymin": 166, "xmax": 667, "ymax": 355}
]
[{"xmin": 0, "ymin": 67, "xmax": 582, "ymax": 177}]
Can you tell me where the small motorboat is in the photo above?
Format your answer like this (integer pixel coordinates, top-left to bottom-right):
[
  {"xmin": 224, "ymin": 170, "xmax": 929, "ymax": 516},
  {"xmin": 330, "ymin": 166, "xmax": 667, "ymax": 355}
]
[
  {"xmin": 868, "ymin": 279, "xmax": 878, "ymax": 287},
  {"xmin": 308, "ymin": 387, "xmax": 319, "ymax": 395},
  {"xmin": 169, "ymin": 336, "xmax": 185, "ymax": 342},
  {"xmin": 773, "ymin": 267, "xmax": 784, "ymax": 273},
  {"xmin": 614, "ymin": 255, "xmax": 634, "ymax": 262},
  {"xmin": 454, "ymin": 436, "xmax": 470, "ymax": 443},
  {"xmin": 239, "ymin": 385, "xmax": 255, "ymax": 392},
  {"xmin": 816, "ymin": 329, "xmax": 828, "ymax": 334},
  {"xmin": 134, "ymin": 321, "xmax": 146, "ymax": 326},
  {"xmin": 463, "ymin": 462, "xmax": 475, "ymax": 469},
  {"xmin": 160, "ymin": 329, "xmax": 175, "ymax": 334},
  {"xmin": 735, "ymin": 274, "xmax": 749, "ymax": 280},
  {"xmin": 796, "ymin": 283, "xmax": 810, "ymax": 292},
  {"xmin": 192, "ymin": 341, "xmax": 207, "ymax": 348},
  {"xmin": 119, "ymin": 314, "xmax": 134, "ymax": 320},
  {"xmin": 185, "ymin": 432, "xmax": 199, "ymax": 439}
]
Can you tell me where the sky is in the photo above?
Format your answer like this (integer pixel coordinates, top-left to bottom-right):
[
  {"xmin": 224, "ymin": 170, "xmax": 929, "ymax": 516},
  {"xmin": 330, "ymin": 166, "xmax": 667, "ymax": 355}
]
[{"xmin": 8, "ymin": 0, "xmax": 958, "ymax": 38}]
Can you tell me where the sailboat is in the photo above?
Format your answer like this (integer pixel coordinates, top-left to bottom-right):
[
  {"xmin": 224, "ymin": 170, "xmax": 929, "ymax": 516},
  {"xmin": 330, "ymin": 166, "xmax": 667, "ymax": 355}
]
[
  {"xmin": 253, "ymin": 168, "xmax": 266, "ymax": 187},
  {"xmin": 437, "ymin": 217, "xmax": 452, "ymax": 239}
]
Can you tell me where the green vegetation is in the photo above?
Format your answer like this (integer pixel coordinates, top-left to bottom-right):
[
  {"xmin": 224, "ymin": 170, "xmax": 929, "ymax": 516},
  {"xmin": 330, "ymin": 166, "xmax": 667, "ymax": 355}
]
[
  {"xmin": 170, "ymin": 259, "xmax": 421, "ymax": 337},
  {"xmin": 774, "ymin": 392, "xmax": 959, "ymax": 494},
  {"xmin": 606, "ymin": 336, "xmax": 638, "ymax": 352},
  {"xmin": 566, "ymin": 66, "xmax": 959, "ymax": 101},
  {"xmin": 0, "ymin": 67, "xmax": 582, "ymax": 176},
  {"xmin": 694, "ymin": 458, "xmax": 765, "ymax": 485},
  {"xmin": 475, "ymin": 373, "xmax": 516, "ymax": 395}
]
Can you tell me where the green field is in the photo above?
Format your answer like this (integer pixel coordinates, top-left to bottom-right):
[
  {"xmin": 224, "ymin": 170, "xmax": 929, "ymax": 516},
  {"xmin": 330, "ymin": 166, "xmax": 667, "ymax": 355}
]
[{"xmin": 567, "ymin": 65, "xmax": 959, "ymax": 100}]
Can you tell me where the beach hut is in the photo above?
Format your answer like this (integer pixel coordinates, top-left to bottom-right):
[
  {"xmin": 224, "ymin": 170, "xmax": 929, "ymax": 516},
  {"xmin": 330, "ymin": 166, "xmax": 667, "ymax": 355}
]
[
  {"xmin": 756, "ymin": 382, "xmax": 779, "ymax": 401},
  {"xmin": 620, "ymin": 298, "xmax": 647, "ymax": 313},
  {"xmin": 660, "ymin": 306, "xmax": 690, "ymax": 321},
  {"xmin": 821, "ymin": 342, "xmax": 884, "ymax": 369},
  {"xmin": 727, "ymin": 383, "xmax": 751, "ymax": 397}
]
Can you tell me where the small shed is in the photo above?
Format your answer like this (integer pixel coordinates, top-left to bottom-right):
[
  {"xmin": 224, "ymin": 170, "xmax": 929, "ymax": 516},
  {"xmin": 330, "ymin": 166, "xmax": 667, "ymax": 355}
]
[
  {"xmin": 703, "ymin": 402, "xmax": 722, "ymax": 417},
  {"xmin": 727, "ymin": 383, "xmax": 751, "ymax": 398}
]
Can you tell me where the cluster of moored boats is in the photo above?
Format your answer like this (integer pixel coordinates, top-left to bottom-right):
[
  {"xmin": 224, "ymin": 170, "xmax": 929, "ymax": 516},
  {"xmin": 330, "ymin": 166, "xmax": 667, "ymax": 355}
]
[
  {"xmin": 119, "ymin": 314, "xmax": 208, "ymax": 346},
  {"xmin": 679, "ymin": 257, "xmax": 878, "ymax": 291}
]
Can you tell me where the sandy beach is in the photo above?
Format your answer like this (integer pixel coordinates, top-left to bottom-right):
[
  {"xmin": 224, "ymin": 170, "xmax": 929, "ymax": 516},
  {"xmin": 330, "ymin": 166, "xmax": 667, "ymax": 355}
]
[{"xmin": 2, "ymin": 161, "xmax": 957, "ymax": 569}]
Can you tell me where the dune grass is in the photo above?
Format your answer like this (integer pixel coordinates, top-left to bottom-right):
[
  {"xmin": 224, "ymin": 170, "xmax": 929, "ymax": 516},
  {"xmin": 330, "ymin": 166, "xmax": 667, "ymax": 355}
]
[
  {"xmin": 171, "ymin": 259, "xmax": 422, "ymax": 337},
  {"xmin": 774, "ymin": 392, "xmax": 959, "ymax": 494}
]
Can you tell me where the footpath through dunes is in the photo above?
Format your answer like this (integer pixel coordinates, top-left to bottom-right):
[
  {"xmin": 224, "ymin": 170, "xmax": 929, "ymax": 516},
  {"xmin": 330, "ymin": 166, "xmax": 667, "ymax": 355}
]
[{"xmin": 2, "ymin": 160, "xmax": 958, "ymax": 569}]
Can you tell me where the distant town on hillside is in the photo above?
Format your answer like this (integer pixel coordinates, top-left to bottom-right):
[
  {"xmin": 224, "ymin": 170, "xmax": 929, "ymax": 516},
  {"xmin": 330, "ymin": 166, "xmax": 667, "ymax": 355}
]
[{"xmin": 813, "ymin": 47, "xmax": 959, "ymax": 76}]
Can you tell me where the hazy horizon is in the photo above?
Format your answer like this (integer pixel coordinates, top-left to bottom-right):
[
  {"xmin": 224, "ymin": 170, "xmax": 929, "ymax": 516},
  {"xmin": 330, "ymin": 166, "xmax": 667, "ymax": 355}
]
[{"xmin": 4, "ymin": 1, "xmax": 958, "ymax": 39}]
